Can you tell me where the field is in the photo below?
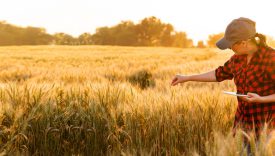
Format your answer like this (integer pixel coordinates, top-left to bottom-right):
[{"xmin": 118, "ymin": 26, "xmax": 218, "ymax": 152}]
[{"xmin": 0, "ymin": 46, "xmax": 274, "ymax": 155}]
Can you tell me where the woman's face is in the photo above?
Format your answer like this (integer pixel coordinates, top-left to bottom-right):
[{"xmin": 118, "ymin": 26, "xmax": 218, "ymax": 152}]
[{"xmin": 231, "ymin": 41, "xmax": 249, "ymax": 55}]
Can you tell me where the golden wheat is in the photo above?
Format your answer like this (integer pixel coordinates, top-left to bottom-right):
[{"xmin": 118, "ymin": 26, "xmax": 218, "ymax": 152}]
[{"xmin": 0, "ymin": 46, "xmax": 273, "ymax": 155}]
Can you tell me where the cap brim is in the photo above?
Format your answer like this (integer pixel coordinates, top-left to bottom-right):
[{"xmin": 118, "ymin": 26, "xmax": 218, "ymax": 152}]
[{"xmin": 216, "ymin": 38, "xmax": 234, "ymax": 50}]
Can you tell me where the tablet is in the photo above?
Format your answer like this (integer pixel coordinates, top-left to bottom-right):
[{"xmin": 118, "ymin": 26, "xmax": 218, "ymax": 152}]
[{"xmin": 222, "ymin": 91, "xmax": 248, "ymax": 97}]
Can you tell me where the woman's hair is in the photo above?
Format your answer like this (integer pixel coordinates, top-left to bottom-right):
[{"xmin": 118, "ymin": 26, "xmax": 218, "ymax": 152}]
[{"xmin": 250, "ymin": 33, "xmax": 267, "ymax": 47}]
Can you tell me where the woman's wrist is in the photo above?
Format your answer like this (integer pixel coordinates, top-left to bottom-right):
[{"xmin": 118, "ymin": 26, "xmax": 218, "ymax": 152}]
[{"xmin": 259, "ymin": 95, "xmax": 274, "ymax": 103}]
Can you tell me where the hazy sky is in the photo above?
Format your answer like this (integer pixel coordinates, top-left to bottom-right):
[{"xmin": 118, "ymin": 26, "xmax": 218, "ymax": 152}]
[{"xmin": 1, "ymin": 0, "xmax": 274, "ymax": 43}]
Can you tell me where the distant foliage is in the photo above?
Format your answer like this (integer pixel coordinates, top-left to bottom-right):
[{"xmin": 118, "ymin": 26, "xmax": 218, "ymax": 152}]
[
  {"xmin": 78, "ymin": 33, "xmax": 94, "ymax": 45},
  {"xmin": 0, "ymin": 17, "xmax": 193, "ymax": 47},
  {"xmin": 207, "ymin": 33, "xmax": 224, "ymax": 48},
  {"xmin": 92, "ymin": 21, "xmax": 138, "ymax": 46},
  {"xmin": 0, "ymin": 21, "xmax": 52, "ymax": 45},
  {"xmin": 92, "ymin": 17, "xmax": 193, "ymax": 47},
  {"xmin": 172, "ymin": 32, "xmax": 193, "ymax": 48},
  {"xmin": 197, "ymin": 40, "xmax": 206, "ymax": 48},
  {"xmin": 53, "ymin": 33, "xmax": 78, "ymax": 45},
  {"xmin": 128, "ymin": 69, "xmax": 156, "ymax": 89}
]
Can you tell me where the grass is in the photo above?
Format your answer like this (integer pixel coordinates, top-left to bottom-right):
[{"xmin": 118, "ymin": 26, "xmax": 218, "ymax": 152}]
[{"xmin": 0, "ymin": 45, "xmax": 273, "ymax": 155}]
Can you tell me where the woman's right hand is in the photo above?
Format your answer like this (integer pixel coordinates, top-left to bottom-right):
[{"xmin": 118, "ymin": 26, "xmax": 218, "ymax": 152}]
[{"xmin": 171, "ymin": 74, "xmax": 190, "ymax": 86}]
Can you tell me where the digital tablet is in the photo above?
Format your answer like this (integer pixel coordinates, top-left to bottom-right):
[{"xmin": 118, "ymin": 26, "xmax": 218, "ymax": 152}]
[{"xmin": 222, "ymin": 91, "xmax": 249, "ymax": 97}]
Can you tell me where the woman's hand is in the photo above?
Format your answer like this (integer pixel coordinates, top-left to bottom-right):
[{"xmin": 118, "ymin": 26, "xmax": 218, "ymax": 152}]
[
  {"xmin": 241, "ymin": 92, "xmax": 264, "ymax": 103},
  {"xmin": 171, "ymin": 74, "xmax": 190, "ymax": 86}
]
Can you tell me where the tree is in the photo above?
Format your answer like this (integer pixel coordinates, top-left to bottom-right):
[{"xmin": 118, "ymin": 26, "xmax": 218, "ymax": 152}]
[
  {"xmin": 22, "ymin": 27, "xmax": 53, "ymax": 45},
  {"xmin": 172, "ymin": 32, "xmax": 193, "ymax": 48},
  {"xmin": 53, "ymin": 33, "xmax": 76, "ymax": 45},
  {"xmin": 197, "ymin": 40, "xmax": 205, "ymax": 48},
  {"xmin": 112, "ymin": 21, "xmax": 138, "ymax": 46},
  {"xmin": 136, "ymin": 16, "xmax": 173, "ymax": 46},
  {"xmin": 0, "ymin": 21, "xmax": 52, "ymax": 45},
  {"xmin": 159, "ymin": 24, "xmax": 174, "ymax": 46},
  {"xmin": 0, "ymin": 17, "xmax": 195, "ymax": 47},
  {"xmin": 78, "ymin": 33, "xmax": 93, "ymax": 45},
  {"xmin": 0, "ymin": 21, "xmax": 18, "ymax": 45},
  {"xmin": 92, "ymin": 17, "xmax": 177, "ymax": 47},
  {"xmin": 92, "ymin": 27, "xmax": 114, "ymax": 45},
  {"xmin": 207, "ymin": 33, "xmax": 224, "ymax": 47}
]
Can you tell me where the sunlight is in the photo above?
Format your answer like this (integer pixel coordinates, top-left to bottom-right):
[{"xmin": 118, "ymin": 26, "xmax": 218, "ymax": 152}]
[{"xmin": 0, "ymin": 0, "xmax": 274, "ymax": 43}]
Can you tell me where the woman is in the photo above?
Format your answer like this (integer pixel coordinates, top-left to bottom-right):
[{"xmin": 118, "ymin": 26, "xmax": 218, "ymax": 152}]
[{"xmin": 171, "ymin": 17, "xmax": 275, "ymax": 137}]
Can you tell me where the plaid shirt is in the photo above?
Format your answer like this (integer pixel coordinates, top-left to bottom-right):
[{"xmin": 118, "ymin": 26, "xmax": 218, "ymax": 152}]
[{"xmin": 215, "ymin": 46, "xmax": 275, "ymax": 135}]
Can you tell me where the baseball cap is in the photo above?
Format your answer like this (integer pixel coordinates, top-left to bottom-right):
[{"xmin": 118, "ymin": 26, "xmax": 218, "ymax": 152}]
[{"xmin": 216, "ymin": 17, "xmax": 256, "ymax": 50}]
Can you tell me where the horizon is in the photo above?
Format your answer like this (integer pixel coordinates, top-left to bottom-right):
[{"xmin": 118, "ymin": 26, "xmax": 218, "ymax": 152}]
[{"xmin": 1, "ymin": 0, "xmax": 275, "ymax": 43}]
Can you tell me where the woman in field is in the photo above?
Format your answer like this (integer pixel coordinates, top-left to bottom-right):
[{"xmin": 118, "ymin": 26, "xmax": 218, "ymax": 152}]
[{"xmin": 171, "ymin": 17, "xmax": 275, "ymax": 147}]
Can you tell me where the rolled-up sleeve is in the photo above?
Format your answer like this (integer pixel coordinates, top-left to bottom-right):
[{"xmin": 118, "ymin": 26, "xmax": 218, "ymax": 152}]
[{"xmin": 215, "ymin": 55, "xmax": 234, "ymax": 82}]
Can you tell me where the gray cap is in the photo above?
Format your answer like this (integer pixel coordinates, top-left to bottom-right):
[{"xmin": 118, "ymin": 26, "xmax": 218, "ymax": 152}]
[{"xmin": 216, "ymin": 17, "xmax": 256, "ymax": 50}]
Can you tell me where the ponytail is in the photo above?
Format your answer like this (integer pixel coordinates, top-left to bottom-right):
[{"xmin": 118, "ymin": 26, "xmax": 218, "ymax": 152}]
[{"xmin": 251, "ymin": 33, "xmax": 267, "ymax": 47}]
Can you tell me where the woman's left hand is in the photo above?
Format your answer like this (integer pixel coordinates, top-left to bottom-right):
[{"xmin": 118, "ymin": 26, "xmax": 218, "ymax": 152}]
[{"xmin": 241, "ymin": 92, "xmax": 263, "ymax": 103}]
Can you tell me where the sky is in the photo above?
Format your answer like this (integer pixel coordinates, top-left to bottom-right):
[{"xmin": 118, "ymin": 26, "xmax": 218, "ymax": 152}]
[{"xmin": 0, "ymin": 0, "xmax": 275, "ymax": 43}]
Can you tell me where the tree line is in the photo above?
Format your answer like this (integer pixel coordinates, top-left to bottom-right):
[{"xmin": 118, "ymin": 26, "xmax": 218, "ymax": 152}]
[{"xmin": 1, "ymin": 17, "xmax": 274, "ymax": 48}]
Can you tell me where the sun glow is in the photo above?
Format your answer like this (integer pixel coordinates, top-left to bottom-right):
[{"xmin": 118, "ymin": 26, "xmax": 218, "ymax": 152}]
[{"xmin": 0, "ymin": 0, "xmax": 274, "ymax": 43}]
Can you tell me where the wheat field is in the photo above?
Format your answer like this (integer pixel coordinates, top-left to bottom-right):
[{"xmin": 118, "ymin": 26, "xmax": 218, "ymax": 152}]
[{"xmin": 0, "ymin": 46, "xmax": 274, "ymax": 156}]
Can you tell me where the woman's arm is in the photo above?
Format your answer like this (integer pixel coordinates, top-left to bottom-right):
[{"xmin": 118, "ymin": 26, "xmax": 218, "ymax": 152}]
[
  {"xmin": 242, "ymin": 93, "xmax": 275, "ymax": 103},
  {"xmin": 171, "ymin": 70, "xmax": 217, "ymax": 86}
]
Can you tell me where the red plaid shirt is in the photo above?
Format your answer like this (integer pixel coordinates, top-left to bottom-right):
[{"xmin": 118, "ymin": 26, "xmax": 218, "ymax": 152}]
[{"xmin": 215, "ymin": 46, "xmax": 275, "ymax": 135}]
